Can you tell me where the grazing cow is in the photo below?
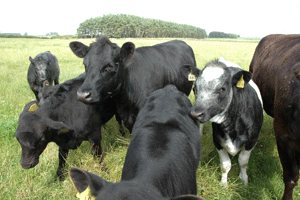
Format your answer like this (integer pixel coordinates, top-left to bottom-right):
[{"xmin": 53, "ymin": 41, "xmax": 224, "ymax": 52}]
[
  {"xmin": 249, "ymin": 34, "xmax": 300, "ymax": 200},
  {"xmin": 27, "ymin": 51, "xmax": 60, "ymax": 100},
  {"xmin": 69, "ymin": 36, "xmax": 196, "ymax": 132},
  {"xmin": 185, "ymin": 57, "xmax": 263, "ymax": 186},
  {"xmin": 15, "ymin": 73, "xmax": 122, "ymax": 180},
  {"xmin": 70, "ymin": 85, "xmax": 202, "ymax": 200}
]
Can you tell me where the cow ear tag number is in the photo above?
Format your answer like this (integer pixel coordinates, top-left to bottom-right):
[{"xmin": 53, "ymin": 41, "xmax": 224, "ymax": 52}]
[
  {"xmin": 236, "ymin": 74, "xmax": 245, "ymax": 88},
  {"xmin": 28, "ymin": 103, "xmax": 39, "ymax": 112},
  {"xmin": 188, "ymin": 73, "xmax": 196, "ymax": 81},
  {"xmin": 76, "ymin": 185, "xmax": 96, "ymax": 200}
]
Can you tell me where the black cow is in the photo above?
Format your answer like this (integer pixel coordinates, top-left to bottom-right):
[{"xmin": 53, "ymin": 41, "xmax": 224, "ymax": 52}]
[
  {"xmin": 27, "ymin": 51, "xmax": 60, "ymax": 100},
  {"xmin": 69, "ymin": 36, "xmax": 196, "ymax": 132},
  {"xmin": 15, "ymin": 73, "xmax": 121, "ymax": 180},
  {"xmin": 70, "ymin": 85, "xmax": 202, "ymax": 200},
  {"xmin": 185, "ymin": 57, "xmax": 263, "ymax": 186},
  {"xmin": 249, "ymin": 34, "xmax": 300, "ymax": 200}
]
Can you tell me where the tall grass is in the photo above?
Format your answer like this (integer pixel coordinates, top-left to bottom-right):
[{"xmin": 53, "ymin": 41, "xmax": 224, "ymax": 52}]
[{"xmin": 0, "ymin": 37, "xmax": 298, "ymax": 199}]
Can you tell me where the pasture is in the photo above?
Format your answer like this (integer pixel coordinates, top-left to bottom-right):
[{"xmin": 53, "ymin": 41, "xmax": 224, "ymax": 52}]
[{"xmin": 0, "ymin": 37, "xmax": 298, "ymax": 199}]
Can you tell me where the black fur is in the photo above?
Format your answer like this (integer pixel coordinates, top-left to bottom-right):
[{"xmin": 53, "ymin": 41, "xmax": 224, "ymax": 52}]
[
  {"xmin": 70, "ymin": 85, "xmax": 202, "ymax": 199},
  {"xmin": 70, "ymin": 36, "xmax": 196, "ymax": 132}
]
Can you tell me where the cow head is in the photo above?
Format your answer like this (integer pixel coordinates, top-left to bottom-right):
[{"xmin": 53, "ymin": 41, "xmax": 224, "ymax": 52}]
[
  {"xmin": 15, "ymin": 101, "xmax": 73, "ymax": 169},
  {"xmin": 184, "ymin": 58, "xmax": 252, "ymax": 124},
  {"xmin": 69, "ymin": 36, "xmax": 134, "ymax": 104},
  {"xmin": 29, "ymin": 56, "xmax": 49, "ymax": 86},
  {"xmin": 70, "ymin": 167, "xmax": 203, "ymax": 200}
]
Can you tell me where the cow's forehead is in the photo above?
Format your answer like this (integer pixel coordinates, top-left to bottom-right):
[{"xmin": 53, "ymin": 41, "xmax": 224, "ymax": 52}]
[{"xmin": 201, "ymin": 66, "xmax": 225, "ymax": 83}]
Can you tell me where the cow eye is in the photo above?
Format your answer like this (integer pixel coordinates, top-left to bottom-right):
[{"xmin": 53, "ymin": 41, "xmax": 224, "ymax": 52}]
[{"xmin": 105, "ymin": 65, "xmax": 113, "ymax": 72}]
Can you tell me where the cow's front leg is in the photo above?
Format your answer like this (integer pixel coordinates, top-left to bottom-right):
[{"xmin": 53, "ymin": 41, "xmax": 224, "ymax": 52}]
[
  {"xmin": 57, "ymin": 148, "xmax": 69, "ymax": 181},
  {"xmin": 217, "ymin": 148, "xmax": 231, "ymax": 186},
  {"xmin": 238, "ymin": 149, "xmax": 252, "ymax": 186},
  {"xmin": 89, "ymin": 131, "xmax": 102, "ymax": 159}
]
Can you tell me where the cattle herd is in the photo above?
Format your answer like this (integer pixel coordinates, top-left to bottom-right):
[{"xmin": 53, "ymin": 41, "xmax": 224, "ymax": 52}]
[{"xmin": 14, "ymin": 34, "xmax": 300, "ymax": 200}]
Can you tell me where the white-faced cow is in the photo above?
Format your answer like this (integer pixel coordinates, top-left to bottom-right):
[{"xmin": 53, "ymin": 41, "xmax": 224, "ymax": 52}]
[
  {"xmin": 70, "ymin": 85, "xmax": 203, "ymax": 200},
  {"xmin": 184, "ymin": 57, "xmax": 263, "ymax": 186},
  {"xmin": 15, "ymin": 73, "xmax": 122, "ymax": 181},
  {"xmin": 249, "ymin": 34, "xmax": 300, "ymax": 200},
  {"xmin": 27, "ymin": 51, "xmax": 60, "ymax": 100},
  {"xmin": 69, "ymin": 36, "xmax": 196, "ymax": 132}
]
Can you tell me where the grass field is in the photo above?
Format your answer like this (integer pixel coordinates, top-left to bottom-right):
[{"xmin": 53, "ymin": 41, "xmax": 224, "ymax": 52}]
[{"xmin": 0, "ymin": 37, "xmax": 298, "ymax": 199}]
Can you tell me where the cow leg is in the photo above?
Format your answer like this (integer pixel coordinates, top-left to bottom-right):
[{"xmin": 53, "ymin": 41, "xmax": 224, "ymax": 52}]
[
  {"xmin": 238, "ymin": 149, "xmax": 252, "ymax": 186},
  {"xmin": 217, "ymin": 148, "xmax": 231, "ymax": 186},
  {"xmin": 89, "ymin": 131, "xmax": 102, "ymax": 159},
  {"xmin": 54, "ymin": 78, "xmax": 59, "ymax": 85},
  {"xmin": 199, "ymin": 123, "xmax": 204, "ymax": 136},
  {"xmin": 115, "ymin": 114, "xmax": 125, "ymax": 136},
  {"xmin": 57, "ymin": 148, "xmax": 69, "ymax": 181},
  {"xmin": 274, "ymin": 120, "xmax": 299, "ymax": 200}
]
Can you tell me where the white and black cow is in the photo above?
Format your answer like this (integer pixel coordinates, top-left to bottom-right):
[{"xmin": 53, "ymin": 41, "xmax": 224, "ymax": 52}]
[{"xmin": 184, "ymin": 57, "xmax": 263, "ymax": 186}]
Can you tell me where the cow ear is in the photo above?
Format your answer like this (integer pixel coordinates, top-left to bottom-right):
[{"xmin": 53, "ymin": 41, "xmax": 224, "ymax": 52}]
[
  {"xmin": 232, "ymin": 70, "xmax": 252, "ymax": 88},
  {"xmin": 181, "ymin": 65, "xmax": 201, "ymax": 81},
  {"xmin": 44, "ymin": 118, "xmax": 74, "ymax": 135},
  {"xmin": 292, "ymin": 62, "xmax": 300, "ymax": 82},
  {"xmin": 120, "ymin": 42, "xmax": 135, "ymax": 61},
  {"xmin": 70, "ymin": 167, "xmax": 109, "ymax": 199},
  {"xmin": 29, "ymin": 56, "xmax": 34, "ymax": 64},
  {"xmin": 69, "ymin": 42, "xmax": 89, "ymax": 58},
  {"xmin": 170, "ymin": 194, "xmax": 204, "ymax": 200}
]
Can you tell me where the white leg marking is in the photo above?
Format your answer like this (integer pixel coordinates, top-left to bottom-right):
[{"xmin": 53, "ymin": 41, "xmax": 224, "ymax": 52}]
[
  {"xmin": 199, "ymin": 123, "xmax": 204, "ymax": 136},
  {"xmin": 238, "ymin": 149, "xmax": 252, "ymax": 186},
  {"xmin": 217, "ymin": 149, "xmax": 231, "ymax": 186}
]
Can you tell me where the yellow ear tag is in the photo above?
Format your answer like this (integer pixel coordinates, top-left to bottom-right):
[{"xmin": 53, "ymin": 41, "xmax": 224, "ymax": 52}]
[
  {"xmin": 236, "ymin": 74, "xmax": 245, "ymax": 88},
  {"xmin": 188, "ymin": 73, "xmax": 196, "ymax": 81},
  {"xmin": 60, "ymin": 128, "xmax": 69, "ymax": 133},
  {"xmin": 28, "ymin": 103, "xmax": 39, "ymax": 112},
  {"xmin": 76, "ymin": 185, "xmax": 96, "ymax": 200}
]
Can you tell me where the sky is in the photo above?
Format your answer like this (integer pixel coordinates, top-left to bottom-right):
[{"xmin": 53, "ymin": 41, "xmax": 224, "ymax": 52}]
[{"xmin": 0, "ymin": 0, "xmax": 299, "ymax": 38}]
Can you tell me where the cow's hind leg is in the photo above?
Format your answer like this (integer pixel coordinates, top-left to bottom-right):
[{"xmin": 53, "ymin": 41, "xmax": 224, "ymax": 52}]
[
  {"xmin": 238, "ymin": 149, "xmax": 252, "ymax": 186},
  {"xmin": 217, "ymin": 149, "xmax": 231, "ymax": 186},
  {"xmin": 274, "ymin": 119, "xmax": 300, "ymax": 200},
  {"xmin": 57, "ymin": 148, "xmax": 69, "ymax": 181}
]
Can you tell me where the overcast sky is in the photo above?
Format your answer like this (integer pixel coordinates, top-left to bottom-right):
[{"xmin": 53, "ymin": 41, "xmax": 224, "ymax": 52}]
[{"xmin": 0, "ymin": 0, "xmax": 299, "ymax": 38}]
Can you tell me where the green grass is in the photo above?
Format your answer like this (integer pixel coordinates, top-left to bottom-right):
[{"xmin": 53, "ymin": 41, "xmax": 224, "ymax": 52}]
[{"xmin": 0, "ymin": 37, "xmax": 297, "ymax": 199}]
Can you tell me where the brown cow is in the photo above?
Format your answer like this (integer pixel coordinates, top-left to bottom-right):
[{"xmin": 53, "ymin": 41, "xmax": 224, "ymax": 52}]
[{"xmin": 249, "ymin": 34, "xmax": 300, "ymax": 200}]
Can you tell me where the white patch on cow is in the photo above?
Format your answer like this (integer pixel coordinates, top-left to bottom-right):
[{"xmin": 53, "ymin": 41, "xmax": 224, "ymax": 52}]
[
  {"xmin": 217, "ymin": 149, "xmax": 231, "ymax": 186},
  {"xmin": 209, "ymin": 88, "xmax": 233, "ymax": 124},
  {"xmin": 202, "ymin": 67, "xmax": 224, "ymax": 83},
  {"xmin": 221, "ymin": 137, "xmax": 240, "ymax": 156},
  {"xmin": 218, "ymin": 57, "xmax": 263, "ymax": 107},
  {"xmin": 238, "ymin": 149, "xmax": 252, "ymax": 186},
  {"xmin": 219, "ymin": 57, "xmax": 241, "ymax": 69},
  {"xmin": 248, "ymin": 80, "xmax": 263, "ymax": 106}
]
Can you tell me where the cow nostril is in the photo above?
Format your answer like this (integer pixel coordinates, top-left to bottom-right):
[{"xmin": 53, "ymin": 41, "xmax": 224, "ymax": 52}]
[
  {"xmin": 191, "ymin": 111, "xmax": 205, "ymax": 120},
  {"xmin": 77, "ymin": 91, "xmax": 92, "ymax": 102}
]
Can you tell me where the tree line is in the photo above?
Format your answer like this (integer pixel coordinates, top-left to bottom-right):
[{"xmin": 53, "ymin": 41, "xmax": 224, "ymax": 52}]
[
  {"xmin": 77, "ymin": 14, "xmax": 207, "ymax": 39},
  {"xmin": 208, "ymin": 31, "xmax": 239, "ymax": 39}
]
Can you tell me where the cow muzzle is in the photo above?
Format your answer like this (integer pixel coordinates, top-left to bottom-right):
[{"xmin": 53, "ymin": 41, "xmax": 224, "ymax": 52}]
[
  {"xmin": 77, "ymin": 91, "xmax": 93, "ymax": 103},
  {"xmin": 20, "ymin": 158, "xmax": 39, "ymax": 169},
  {"xmin": 191, "ymin": 110, "xmax": 206, "ymax": 122}
]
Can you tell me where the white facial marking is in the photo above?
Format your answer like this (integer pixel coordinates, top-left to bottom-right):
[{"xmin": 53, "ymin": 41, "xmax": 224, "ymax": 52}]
[
  {"xmin": 202, "ymin": 67, "xmax": 224, "ymax": 83},
  {"xmin": 218, "ymin": 57, "xmax": 263, "ymax": 107}
]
